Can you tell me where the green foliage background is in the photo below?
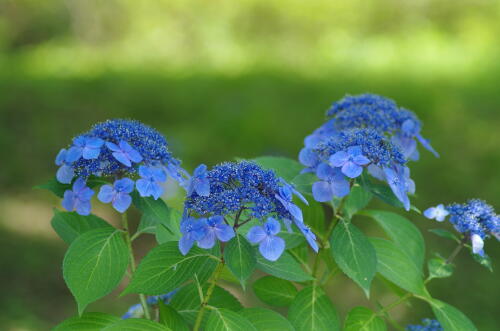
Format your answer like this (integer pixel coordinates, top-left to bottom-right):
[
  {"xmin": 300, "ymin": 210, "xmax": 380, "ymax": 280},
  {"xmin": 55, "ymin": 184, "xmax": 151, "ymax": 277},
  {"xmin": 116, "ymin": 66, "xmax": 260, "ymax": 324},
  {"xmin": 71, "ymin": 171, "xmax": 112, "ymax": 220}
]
[{"xmin": 0, "ymin": 0, "xmax": 499, "ymax": 330}]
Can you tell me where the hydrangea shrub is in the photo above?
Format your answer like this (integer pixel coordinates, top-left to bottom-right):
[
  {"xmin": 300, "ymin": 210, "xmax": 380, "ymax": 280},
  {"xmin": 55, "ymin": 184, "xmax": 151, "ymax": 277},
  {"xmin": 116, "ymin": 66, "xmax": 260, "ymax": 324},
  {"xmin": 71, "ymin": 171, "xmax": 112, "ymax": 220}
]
[{"xmin": 41, "ymin": 96, "xmax": 498, "ymax": 330}]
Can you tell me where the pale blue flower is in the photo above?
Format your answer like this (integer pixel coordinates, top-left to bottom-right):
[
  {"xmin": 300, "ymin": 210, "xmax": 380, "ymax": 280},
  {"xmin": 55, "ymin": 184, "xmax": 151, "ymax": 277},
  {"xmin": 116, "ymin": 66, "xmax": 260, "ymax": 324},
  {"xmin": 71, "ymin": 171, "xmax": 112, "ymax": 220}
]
[
  {"xmin": 55, "ymin": 148, "xmax": 74, "ymax": 184},
  {"xmin": 247, "ymin": 218, "xmax": 285, "ymax": 261},
  {"xmin": 106, "ymin": 140, "xmax": 143, "ymax": 167},
  {"xmin": 62, "ymin": 178, "xmax": 94, "ymax": 215},
  {"xmin": 136, "ymin": 165, "xmax": 167, "ymax": 199},
  {"xmin": 187, "ymin": 164, "xmax": 210, "ymax": 197},
  {"xmin": 179, "ymin": 217, "xmax": 207, "ymax": 255},
  {"xmin": 330, "ymin": 145, "xmax": 371, "ymax": 178},
  {"xmin": 197, "ymin": 216, "xmax": 235, "ymax": 249},
  {"xmin": 423, "ymin": 204, "xmax": 449, "ymax": 222},
  {"xmin": 66, "ymin": 137, "xmax": 105, "ymax": 162},
  {"xmin": 312, "ymin": 163, "xmax": 350, "ymax": 202},
  {"xmin": 98, "ymin": 178, "xmax": 135, "ymax": 213}
]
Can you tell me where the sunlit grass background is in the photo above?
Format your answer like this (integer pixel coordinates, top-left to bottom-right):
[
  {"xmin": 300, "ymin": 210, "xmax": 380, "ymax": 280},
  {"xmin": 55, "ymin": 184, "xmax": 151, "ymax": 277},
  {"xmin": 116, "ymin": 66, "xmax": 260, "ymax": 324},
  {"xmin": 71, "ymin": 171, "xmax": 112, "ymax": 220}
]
[{"xmin": 0, "ymin": 0, "xmax": 499, "ymax": 330}]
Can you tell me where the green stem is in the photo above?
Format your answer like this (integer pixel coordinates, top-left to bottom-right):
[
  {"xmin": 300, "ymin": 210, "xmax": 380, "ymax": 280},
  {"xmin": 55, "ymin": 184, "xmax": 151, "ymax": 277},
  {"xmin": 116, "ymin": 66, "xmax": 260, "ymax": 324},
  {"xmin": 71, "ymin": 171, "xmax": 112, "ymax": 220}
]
[
  {"xmin": 122, "ymin": 212, "xmax": 151, "ymax": 320},
  {"xmin": 445, "ymin": 235, "xmax": 468, "ymax": 264},
  {"xmin": 193, "ymin": 258, "xmax": 225, "ymax": 331}
]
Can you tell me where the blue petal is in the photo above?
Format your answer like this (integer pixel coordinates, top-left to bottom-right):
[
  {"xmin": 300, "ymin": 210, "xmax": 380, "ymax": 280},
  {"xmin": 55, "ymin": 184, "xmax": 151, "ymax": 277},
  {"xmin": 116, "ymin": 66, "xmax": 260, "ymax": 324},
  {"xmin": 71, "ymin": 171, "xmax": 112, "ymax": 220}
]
[
  {"xmin": 298, "ymin": 148, "xmax": 318, "ymax": 167},
  {"xmin": 136, "ymin": 178, "xmax": 151, "ymax": 197},
  {"xmin": 329, "ymin": 150, "xmax": 349, "ymax": 167},
  {"xmin": 193, "ymin": 164, "xmax": 207, "ymax": 177},
  {"xmin": 73, "ymin": 177, "xmax": 87, "ymax": 192},
  {"xmin": 347, "ymin": 145, "xmax": 363, "ymax": 156},
  {"xmin": 79, "ymin": 187, "xmax": 95, "ymax": 202},
  {"xmin": 286, "ymin": 202, "xmax": 303, "ymax": 223},
  {"xmin": 259, "ymin": 236, "xmax": 285, "ymax": 261},
  {"xmin": 367, "ymin": 164, "xmax": 386, "ymax": 181},
  {"xmin": 247, "ymin": 225, "xmax": 266, "ymax": 244},
  {"xmin": 179, "ymin": 235, "xmax": 195, "ymax": 255},
  {"xmin": 151, "ymin": 167, "xmax": 167, "ymax": 182},
  {"xmin": 56, "ymin": 165, "xmax": 74, "ymax": 184},
  {"xmin": 331, "ymin": 177, "xmax": 350, "ymax": 198},
  {"xmin": 112, "ymin": 151, "xmax": 132, "ymax": 167},
  {"xmin": 316, "ymin": 163, "xmax": 335, "ymax": 181},
  {"xmin": 384, "ymin": 167, "xmax": 410, "ymax": 211},
  {"xmin": 471, "ymin": 234, "xmax": 484, "ymax": 256},
  {"xmin": 62, "ymin": 190, "xmax": 75, "ymax": 211},
  {"xmin": 195, "ymin": 178, "xmax": 210, "ymax": 197},
  {"xmin": 55, "ymin": 149, "xmax": 67, "ymax": 166},
  {"xmin": 341, "ymin": 161, "xmax": 363, "ymax": 178},
  {"xmin": 113, "ymin": 192, "xmax": 132, "ymax": 213},
  {"xmin": 65, "ymin": 146, "xmax": 82, "ymax": 163},
  {"xmin": 416, "ymin": 133, "xmax": 439, "ymax": 158},
  {"xmin": 105, "ymin": 141, "xmax": 120, "ymax": 152},
  {"xmin": 215, "ymin": 224, "xmax": 235, "ymax": 242},
  {"xmin": 75, "ymin": 199, "xmax": 92, "ymax": 216},
  {"xmin": 115, "ymin": 178, "xmax": 135, "ymax": 193},
  {"xmin": 312, "ymin": 181, "xmax": 333, "ymax": 202},
  {"xmin": 264, "ymin": 218, "xmax": 281, "ymax": 236},
  {"xmin": 98, "ymin": 185, "xmax": 115, "ymax": 203},
  {"xmin": 197, "ymin": 231, "xmax": 216, "ymax": 249},
  {"xmin": 353, "ymin": 154, "xmax": 370, "ymax": 166}
]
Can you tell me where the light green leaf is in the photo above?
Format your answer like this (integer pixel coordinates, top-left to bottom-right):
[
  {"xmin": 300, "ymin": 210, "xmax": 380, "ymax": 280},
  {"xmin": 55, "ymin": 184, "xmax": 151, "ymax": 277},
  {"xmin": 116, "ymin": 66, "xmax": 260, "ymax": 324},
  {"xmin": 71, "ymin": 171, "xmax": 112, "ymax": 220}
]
[
  {"xmin": 428, "ymin": 299, "xmax": 477, "ymax": 331},
  {"xmin": 252, "ymin": 156, "xmax": 303, "ymax": 182},
  {"xmin": 124, "ymin": 242, "xmax": 218, "ymax": 295},
  {"xmin": 51, "ymin": 209, "xmax": 112, "ymax": 244},
  {"xmin": 240, "ymin": 308, "xmax": 295, "ymax": 331},
  {"xmin": 63, "ymin": 228, "xmax": 129, "ymax": 315},
  {"xmin": 53, "ymin": 312, "xmax": 120, "ymax": 331},
  {"xmin": 224, "ymin": 235, "xmax": 256, "ymax": 285},
  {"xmin": 252, "ymin": 276, "xmax": 298, "ymax": 307},
  {"xmin": 428, "ymin": 229, "xmax": 460, "ymax": 242},
  {"xmin": 344, "ymin": 306, "xmax": 387, "ymax": 331},
  {"xmin": 158, "ymin": 301, "xmax": 189, "ymax": 331},
  {"xmin": 132, "ymin": 192, "xmax": 180, "ymax": 236},
  {"xmin": 428, "ymin": 257, "xmax": 454, "ymax": 280},
  {"xmin": 280, "ymin": 230, "xmax": 306, "ymax": 249},
  {"xmin": 169, "ymin": 283, "xmax": 243, "ymax": 326},
  {"xmin": 155, "ymin": 222, "xmax": 182, "ymax": 244},
  {"xmin": 471, "ymin": 251, "xmax": 493, "ymax": 272},
  {"xmin": 343, "ymin": 185, "xmax": 372, "ymax": 220},
  {"xmin": 35, "ymin": 177, "xmax": 70, "ymax": 198},
  {"xmin": 206, "ymin": 308, "xmax": 257, "ymax": 331},
  {"xmin": 369, "ymin": 238, "xmax": 425, "ymax": 295},
  {"xmin": 291, "ymin": 172, "xmax": 316, "ymax": 196},
  {"xmin": 362, "ymin": 210, "xmax": 425, "ymax": 271},
  {"xmin": 300, "ymin": 198, "xmax": 325, "ymax": 237},
  {"xmin": 102, "ymin": 318, "xmax": 171, "ymax": 330},
  {"xmin": 288, "ymin": 286, "xmax": 340, "ymax": 331},
  {"xmin": 330, "ymin": 221, "xmax": 377, "ymax": 297},
  {"xmin": 256, "ymin": 251, "xmax": 313, "ymax": 282}
]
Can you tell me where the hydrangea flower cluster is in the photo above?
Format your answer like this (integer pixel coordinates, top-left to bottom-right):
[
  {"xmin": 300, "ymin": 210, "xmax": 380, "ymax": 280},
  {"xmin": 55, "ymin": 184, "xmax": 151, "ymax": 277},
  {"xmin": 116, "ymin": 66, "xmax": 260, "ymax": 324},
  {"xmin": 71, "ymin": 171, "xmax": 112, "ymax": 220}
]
[
  {"xmin": 122, "ymin": 290, "xmax": 177, "ymax": 319},
  {"xmin": 406, "ymin": 319, "xmax": 443, "ymax": 331},
  {"xmin": 424, "ymin": 199, "xmax": 500, "ymax": 256},
  {"xmin": 299, "ymin": 93, "xmax": 436, "ymax": 210},
  {"xmin": 181, "ymin": 161, "xmax": 318, "ymax": 261},
  {"xmin": 55, "ymin": 119, "xmax": 187, "ymax": 215}
]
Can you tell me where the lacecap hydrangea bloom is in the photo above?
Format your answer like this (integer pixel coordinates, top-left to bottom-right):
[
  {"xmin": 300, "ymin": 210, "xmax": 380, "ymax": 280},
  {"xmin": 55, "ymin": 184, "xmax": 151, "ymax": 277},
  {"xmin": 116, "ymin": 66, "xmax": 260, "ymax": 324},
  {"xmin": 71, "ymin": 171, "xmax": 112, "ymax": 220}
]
[
  {"xmin": 299, "ymin": 93, "xmax": 436, "ymax": 210},
  {"xmin": 181, "ymin": 161, "xmax": 318, "ymax": 261},
  {"xmin": 425, "ymin": 199, "xmax": 500, "ymax": 256},
  {"xmin": 55, "ymin": 119, "xmax": 188, "ymax": 215},
  {"xmin": 406, "ymin": 319, "xmax": 443, "ymax": 331}
]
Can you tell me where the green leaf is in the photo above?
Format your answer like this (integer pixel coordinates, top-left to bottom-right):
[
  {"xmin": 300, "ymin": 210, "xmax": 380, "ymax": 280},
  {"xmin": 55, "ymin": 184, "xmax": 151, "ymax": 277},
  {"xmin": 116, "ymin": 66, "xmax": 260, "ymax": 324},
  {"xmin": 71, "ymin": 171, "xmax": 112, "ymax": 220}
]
[
  {"xmin": 53, "ymin": 312, "xmax": 120, "ymax": 331},
  {"xmin": 369, "ymin": 238, "xmax": 425, "ymax": 295},
  {"xmin": 102, "ymin": 319, "xmax": 171, "ymax": 330},
  {"xmin": 158, "ymin": 301, "xmax": 189, "ymax": 331},
  {"xmin": 330, "ymin": 221, "xmax": 377, "ymax": 297},
  {"xmin": 280, "ymin": 230, "xmax": 306, "ymax": 249},
  {"xmin": 169, "ymin": 283, "xmax": 242, "ymax": 326},
  {"xmin": 427, "ymin": 257, "xmax": 454, "ymax": 279},
  {"xmin": 291, "ymin": 172, "xmax": 316, "ymax": 196},
  {"xmin": 125, "ymin": 242, "xmax": 218, "ymax": 295},
  {"xmin": 252, "ymin": 276, "xmax": 298, "ymax": 307},
  {"xmin": 362, "ymin": 210, "xmax": 425, "ymax": 271},
  {"xmin": 256, "ymin": 251, "xmax": 313, "ymax": 282},
  {"xmin": 300, "ymin": 198, "xmax": 325, "ymax": 236},
  {"xmin": 288, "ymin": 286, "xmax": 340, "ymax": 331},
  {"xmin": 51, "ymin": 209, "xmax": 112, "ymax": 244},
  {"xmin": 344, "ymin": 306, "xmax": 387, "ymax": 331},
  {"xmin": 35, "ymin": 177, "xmax": 70, "ymax": 198},
  {"xmin": 132, "ymin": 192, "xmax": 180, "ymax": 236},
  {"xmin": 429, "ymin": 229, "xmax": 459, "ymax": 242},
  {"xmin": 428, "ymin": 299, "xmax": 477, "ymax": 331},
  {"xmin": 252, "ymin": 156, "xmax": 303, "ymax": 182},
  {"xmin": 224, "ymin": 235, "xmax": 256, "ymax": 286},
  {"xmin": 240, "ymin": 308, "xmax": 295, "ymax": 331},
  {"xmin": 156, "ymin": 222, "xmax": 182, "ymax": 244},
  {"xmin": 471, "ymin": 252, "xmax": 493, "ymax": 272},
  {"xmin": 206, "ymin": 308, "xmax": 257, "ymax": 331},
  {"xmin": 63, "ymin": 228, "xmax": 129, "ymax": 315},
  {"xmin": 343, "ymin": 185, "xmax": 372, "ymax": 220}
]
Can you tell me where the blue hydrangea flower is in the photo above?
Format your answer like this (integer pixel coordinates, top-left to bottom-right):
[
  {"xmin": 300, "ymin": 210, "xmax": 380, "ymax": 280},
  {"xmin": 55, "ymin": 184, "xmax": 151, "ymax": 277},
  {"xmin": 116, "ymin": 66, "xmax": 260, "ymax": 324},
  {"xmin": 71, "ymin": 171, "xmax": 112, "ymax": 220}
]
[
  {"xmin": 295, "ymin": 221, "xmax": 319, "ymax": 252},
  {"xmin": 275, "ymin": 185, "xmax": 304, "ymax": 223},
  {"xmin": 62, "ymin": 178, "xmax": 94, "ymax": 215},
  {"xmin": 329, "ymin": 145, "xmax": 371, "ymax": 178},
  {"xmin": 424, "ymin": 199, "xmax": 499, "ymax": 256},
  {"xmin": 179, "ymin": 217, "xmax": 207, "ymax": 255},
  {"xmin": 97, "ymin": 178, "xmax": 135, "ymax": 213},
  {"xmin": 136, "ymin": 165, "xmax": 167, "ymax": 199},
  {"xmin": 66, "ymin": 137, "xmax": 105, "ymax": 162},
  {"xmin": 247, "ymin": 218, "xmax": 285, "ymax": 261},
  {"xmin": 406, "ymin": 318, "xmax": 443, "ymax": 331},
  {"xmin": 312, "ymin": 163, "xmax": 350, "ymax": 202},
  {"xmin": 55, "ymin": 148, "xmax": 75, "ymax": 184},
  {"xmin": 197, "ymin": 216, "xmax": 235, "ymax": 249},
  {"xmin": 186, "ymin": 164, "xmax": 210, "ymax": 197},
  {"xmin": 105, "ymin": 140, "xmax": 143, "ymax": 167}
]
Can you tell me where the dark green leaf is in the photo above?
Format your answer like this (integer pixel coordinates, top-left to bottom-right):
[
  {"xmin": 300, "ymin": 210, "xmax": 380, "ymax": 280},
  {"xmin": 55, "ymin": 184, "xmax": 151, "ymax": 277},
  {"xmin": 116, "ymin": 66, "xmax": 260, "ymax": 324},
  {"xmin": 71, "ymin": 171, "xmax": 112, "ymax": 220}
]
[
  {"xmin": 35, "ymin": 177, "xmax": 70, "ymax": 198},
  {"xmin": 362, "ymin": 210, "xmax": 425, "ymax": 271},
  {"xmin": 206, "ymin": 308, "xmax": 257, "ymax": 331},
  {"xmin": 102, "ymin": 318, "xmax": 171, "ymax": 330},
  {"xmin": 240, "ymin": 308, "xmax": 295, "ymax": 331},
  {"xmin": 252, "ymin": 156, "xmax": 303, "ymax": 182},
  {"xmin": 330, "ymin": 221, "xmax": 377, "ymax": 297},
  {"xmin": 252, "ymin": 276, "xmax": 298, "ymax": 307},
  {"xmin": 124, "ymin": 242, "xmax": 218, "ymax": 295},
  {"xmin": 256, "ymin": 251, "xmax": 313, "ymax": 282},
  {"xmin": 344, "ymin": 306, "xmax": 387, "ymax": 331},
  {"xmin": 158, "ymin": 301, "xmax": 189, "ymax": 331},
  {"xmin": 471, "ymin": 252, "xmax": 493, "ymax": 272},
  {"xmin": 132, "ymin": 192, "xmax": 180, "ymax": 236},
  {"xmin": 63, "ymin": 228, "xmax": 129, "ymax": 314},
  {"xmin": 343, "ymin": 185, "xmax": 372, "ymax": 220},
  {"xmin": 51, "ymin": 209, "xmax": 112, "ymax": 244},
  {"xmin": 280, "ymin": 230, "xmax": 306, "ymax": 249},
  {"xmin": 369, "ymin": 238, "xmax": 425, "ymax": 295},
  {"xmin": 53, "ymin": 312, "xmax": 120, "ymax": 331},
  {"xmin": 224, "ymin": 235, "xmax": 256, "ymax": 285},
  {"xmin": 300, "ymin": 198, "xmax": 325, "ymax": 236},
  {"xmin": 428, "ymin": 299, "xmax": 477, "ymax": 331},
  {"xmin": 429, "ymin": 229, "xmax": 459, "ymax": 242},
  {"xmin": 427, "ymin": 257, "xmax": 454, "ymax": 279},
  {"xmin": 288, "ymin": 286, "xmax": 340, "ymax": 331},
  {"xmin": 169, "ymin": 283, "xmax": 242, "ymax": 326}
]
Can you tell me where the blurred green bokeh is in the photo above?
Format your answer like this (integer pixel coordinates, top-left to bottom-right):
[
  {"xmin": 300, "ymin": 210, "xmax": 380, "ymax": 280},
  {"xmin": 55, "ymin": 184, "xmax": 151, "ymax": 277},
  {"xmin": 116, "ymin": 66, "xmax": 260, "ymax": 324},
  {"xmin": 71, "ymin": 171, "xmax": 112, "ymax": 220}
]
[{"xmin": 0, "ymin": 0, "xmax": 499, "ymax": 330}]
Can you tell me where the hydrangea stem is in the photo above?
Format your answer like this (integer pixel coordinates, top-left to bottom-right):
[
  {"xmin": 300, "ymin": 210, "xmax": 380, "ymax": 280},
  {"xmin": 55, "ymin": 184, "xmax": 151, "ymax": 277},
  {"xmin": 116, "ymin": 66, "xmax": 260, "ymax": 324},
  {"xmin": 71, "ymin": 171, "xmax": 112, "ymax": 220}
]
[
  {"xmin": 121, "ymin": 212, "xmax": 151, "ymax": 320},
  {"xmin": 445, "ymin": 235, "xmax": 468, "ymax": 264},
  {"xmin": 193, "ymin": 258, "xmax": 225, "ymax": 331}
]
